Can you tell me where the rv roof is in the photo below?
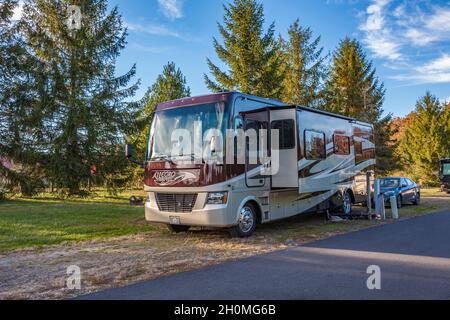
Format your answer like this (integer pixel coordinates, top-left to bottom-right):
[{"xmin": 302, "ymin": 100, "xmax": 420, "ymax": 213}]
[
  {"xmin": 242, "ymin": 105, "xmax": 371, "ymax": 126},
  {"xmin": 155, "ymin": 92, "xmax": 233, "ymax": 111},
  {"xmin": 155, "ymin": 92, "xmax": 372, "ymax": 126}
]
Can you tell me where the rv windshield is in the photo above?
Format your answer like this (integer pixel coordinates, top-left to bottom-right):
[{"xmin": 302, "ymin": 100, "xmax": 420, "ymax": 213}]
[{"xmin": 147, "ymin": 102, "xmax": 227, "ymax": 161}]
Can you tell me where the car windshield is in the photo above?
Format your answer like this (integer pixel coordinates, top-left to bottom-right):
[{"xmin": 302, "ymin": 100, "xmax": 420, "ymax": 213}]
[
  {"xmin": 147, "ymin": 102, "xmax": 227, "ymax": 161},
  {"xmin": 380, "ymin": 179, "xmax": 400, "ymax": 187},
  {"xmin": 443, "ymin": 163, "xmax": 450, "ymax": 176}
]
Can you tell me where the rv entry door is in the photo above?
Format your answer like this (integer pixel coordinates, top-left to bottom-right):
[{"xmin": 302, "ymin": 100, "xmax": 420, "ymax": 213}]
[
  {"xmin": 270, "ymin": 108, "xmax": 298, "ymax": 189},
  {"xmin": 242, "ymin": 110, "xmax": 270, "ymax": 188}
]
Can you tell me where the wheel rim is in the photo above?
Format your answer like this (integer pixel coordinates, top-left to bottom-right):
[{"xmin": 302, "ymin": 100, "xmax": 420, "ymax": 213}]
[
  {"xmin": 239, "ymin": 206, "xmax": 254, "ymax": 233},
  {"xmin": 343, "ymin": 192, "xmax": 351, "ymax": 215}
]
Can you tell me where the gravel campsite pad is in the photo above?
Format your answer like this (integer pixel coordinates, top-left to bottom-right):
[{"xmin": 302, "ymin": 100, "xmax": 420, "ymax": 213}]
[{"xmin": 0, "ymin": 190, "xmax": 449, "ymax": 300}]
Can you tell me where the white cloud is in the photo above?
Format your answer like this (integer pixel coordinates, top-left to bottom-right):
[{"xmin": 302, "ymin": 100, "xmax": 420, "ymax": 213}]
[
  {"xmin": 157, "ymin": 0, "xmax": 184, "ymax": 20},
  {"xmin": 359, "ymin": 0, "xmax": 402, "ymax": 61},
  {"xmin": 390, "ymin": 54, "xmax": 450, "ymax": 84},
  {"xmin": 125, "ymin": 22, "xmax": 180, "ymax": 38},
  {"xmin": 130, "ymin": 44, "xmax": 170, "ymax": 54},
  {"xmin": 419, "ymin": 54, "xmax": 450, "ymax": 74},
  {"xmin": 426, "ymin": 7, "xmax": 450, "ymax": 32},
  {"xmin": 359, "ymin": 1, "xmax": 450, "ymax": 85},
  {"xmin": 405, "ymin": 28, "xmax": 440, "ymax": 46}
]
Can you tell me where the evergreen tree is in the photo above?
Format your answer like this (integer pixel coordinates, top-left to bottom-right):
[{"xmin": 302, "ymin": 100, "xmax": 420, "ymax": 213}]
[
  {"xmin": 398, "ymin": 93, "xmax": 450, "ymax": 185},
  {"xmin": 281, "ymin": 19, "xmax": 326, "ymax": 107},
  {"xmin": 322, "ymin": 38, "xmax": 395, "ymax": 173},
  {"xmin": 0, "ymin": 0, "xmax": 43, "ymax": 196},
  {"xmin": 204, "ymin": 0, "xmax": 284, "ymax": 99},
  {"xmin": 0, "ymin": 0, "xmax": 17, "ymax": 198},
  {"xmin": 19, "ymin": 0, "xmax": 140, "ymax": 194}
]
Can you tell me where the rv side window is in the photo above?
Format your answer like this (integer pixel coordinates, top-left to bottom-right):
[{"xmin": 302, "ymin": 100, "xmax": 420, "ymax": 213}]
[
  {"xmin": 304, "ymin": 130, "xmax": 326, "ymax": 160},
  {"xmin": 354, "ymin": 138, "xmax": 363, "ymax": 156},
  {"xmin": 334, "ymin": 135, "xmax": 350, "ymax": 155},
  {"xmin": 271, "ymin": 119, "xmax": 295, "ymax": 150}
]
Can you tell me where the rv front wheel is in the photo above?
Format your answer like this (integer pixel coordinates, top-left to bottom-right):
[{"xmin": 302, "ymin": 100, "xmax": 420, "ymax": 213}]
[
  {"xmin": 230, "ymin": 203, "xmax": 257, "ymax": 238},
  {"xmin": 167, "ymin": 225, "xmax": 190, "ymax": 233}
]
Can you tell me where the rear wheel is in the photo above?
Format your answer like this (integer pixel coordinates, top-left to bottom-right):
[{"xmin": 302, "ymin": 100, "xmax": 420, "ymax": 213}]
[
  {"xmin": 230, "ymin": 203, "xmax": 257, "ymax": 238},
  {"xmin": 167, "ymin": 225, "xmax": 190, "ymax": 233},
  {"xmin": 396, "ymin": 195, "xmax": 403, "ymax": 209}
]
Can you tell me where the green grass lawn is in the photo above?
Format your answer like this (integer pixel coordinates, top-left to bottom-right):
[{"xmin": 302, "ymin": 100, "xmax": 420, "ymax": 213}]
[
  {"xmin": 0, "ymin": 188, "xmax": 448, "ymax": 254},
  {"xmin": 0, "ymin": 193, "xmax": 157, "ymax": 253}
]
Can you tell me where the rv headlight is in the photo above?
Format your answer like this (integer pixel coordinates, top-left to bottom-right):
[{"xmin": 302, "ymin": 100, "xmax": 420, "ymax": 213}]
[{"xmin": 207, "ymin": 192, "xmax": 228, "ymax": 205}]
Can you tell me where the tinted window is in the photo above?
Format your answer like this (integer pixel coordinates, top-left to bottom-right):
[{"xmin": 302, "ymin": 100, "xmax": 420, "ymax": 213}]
[
  {"xmin": 380, "ymin": 179, "xmax": 400, "ymax": 187},
  {"xmin": 443, "ymin": 164, "xmax": 450, "ymax": 175},
  {"xmin": 334, "ymin": 135, "xmax": 350, "ymax": 155},
  {"xmin": 271, "ymin": 120, "xmax": 295, "ymax": 150},
  {"xmin": 354, "ymin": 139, "xmax": 363, "ymax": 156},
  {"xmin": 305, "ymin": 130, "xmax": 326, "ymax": 160}
]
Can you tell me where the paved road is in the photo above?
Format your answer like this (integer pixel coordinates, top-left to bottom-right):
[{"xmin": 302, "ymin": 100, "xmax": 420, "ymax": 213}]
[{"xmin": 79, "ymin": 210, "xmax": 450, "ymax": 300}]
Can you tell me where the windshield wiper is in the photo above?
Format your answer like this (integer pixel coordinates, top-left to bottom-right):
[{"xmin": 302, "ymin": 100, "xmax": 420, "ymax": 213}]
[{"xmin": 151, "ymin": 155, "xmax": 175, "ymax": 164}]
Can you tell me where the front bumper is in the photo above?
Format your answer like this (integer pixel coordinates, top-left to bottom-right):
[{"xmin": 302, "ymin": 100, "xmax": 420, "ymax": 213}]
[{"xmin": 144, "ymin": 192, "xmax": 235, "ymax": 227}]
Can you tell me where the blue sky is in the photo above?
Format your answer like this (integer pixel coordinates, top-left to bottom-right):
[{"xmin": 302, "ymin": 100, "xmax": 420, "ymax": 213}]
[{"xmin": 70, "ymin": 1, "xmax": 450, "ymax": 116}]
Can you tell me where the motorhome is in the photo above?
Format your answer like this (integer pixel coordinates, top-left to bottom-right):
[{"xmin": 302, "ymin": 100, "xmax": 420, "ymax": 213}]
[
  {"xmin": 126, "ymin": 92, "xmax": 376, "ymax": 237},
  {"xmin": 440, "ymin": 158, "xmax": 450, "ymax": 193}
]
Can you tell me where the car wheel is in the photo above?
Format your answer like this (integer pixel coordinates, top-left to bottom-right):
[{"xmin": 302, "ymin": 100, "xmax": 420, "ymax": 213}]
[
  {"xmin": 341, "ymin": 191, "xmax": 353, "ymax": 215},
  {"xmin": 412, "ymin": 192, "xmax": 420, "ymax": 205},
  {"xmin": 230, "ymin": 203, "xmax": 257, "ymax": 238},
  {"xmin": 396, "ymin": 195, "xmax": 403, "ymax": 209},
  {"xmin": 167, "ymin": 225, "xmax": 191, "ymax": 233}
]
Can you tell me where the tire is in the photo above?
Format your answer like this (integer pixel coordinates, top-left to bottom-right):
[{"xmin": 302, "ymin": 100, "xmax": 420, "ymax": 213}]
[
  {"xmin": 341, "ymin": 191, "xmax": 353, "ymax": 215},
  {"xmin": 396, "ymin": 195, "xmax": 403, "ymax": 209},
  {"xmin": 412, "ymin": 192, "xmax": 420, "ymax": 205},
  {"xmin": 230, "ymin": 203, "xmax": 257, "ymax": 238},
  {"xmin": 167, "ymin": 224, "xmax": 190, "ymax": 233}
]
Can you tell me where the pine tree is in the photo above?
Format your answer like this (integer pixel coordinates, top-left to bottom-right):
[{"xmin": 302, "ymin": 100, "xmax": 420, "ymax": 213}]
[
  {"xmin": 19, "ymin": 0, "xmax": 140, "ymax": 195},
  {"xmin": 322, "ymin": 38, "xmax": 395, "ymax": 173},
  {"xmin": 204, "ymin": 0, "xmax": 284, "ymax": 99},
  {"xmin": 0, "ymin": 0, "xmax": 17, "ymax": 198},
  {"xmin": 281, "ymin": 19, "xmax": 326, "ymax": 107},
  {"xmin": 0, "ymin": 0, "xmax": 44, "ymax": 196},
  {"xmin": 323, "ymin": 38, "xmax": 385, "ymax": 122},
  {"xmin": 398, "ymin": 93, "xmax": 450, "ymax": 185}
]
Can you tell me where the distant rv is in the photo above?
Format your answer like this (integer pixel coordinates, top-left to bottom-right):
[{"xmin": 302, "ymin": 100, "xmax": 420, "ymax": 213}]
[
  {"xmin": 126, "ymin": 92, "xmax": 375, "ymax": 237},
  {"xmin": 440, "ymin": 158, "xmax": 450, "ymax": 193}
]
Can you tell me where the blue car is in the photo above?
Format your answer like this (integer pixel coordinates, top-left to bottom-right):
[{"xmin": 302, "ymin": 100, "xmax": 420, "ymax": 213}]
[{"xmin": 379, "ymin": 177, "xmax": 421, "ymax": 208}]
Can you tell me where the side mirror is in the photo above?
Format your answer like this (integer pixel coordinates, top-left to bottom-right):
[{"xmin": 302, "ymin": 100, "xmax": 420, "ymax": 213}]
[
  {"xmin": 125, "ymin": 144, "xmax": 144, "ymax": 168},
  {"xmin": 125, "ymin": 144, "xmax": 133, "ymax": 159}
]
